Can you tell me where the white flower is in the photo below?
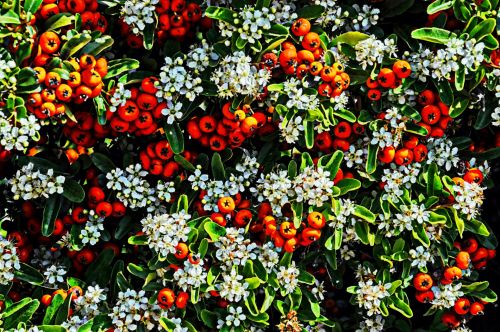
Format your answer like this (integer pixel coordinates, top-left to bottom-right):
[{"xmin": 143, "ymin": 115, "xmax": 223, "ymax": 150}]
[
  {"xmin": 0, "ymin": 236, "xmax": 21, "ymax": 285},
  {"xmin": 314, "ymin": 0, "xmax": 347, "ymax": 29},
  {"xmin": 187, "ymin": 167, "xmax": 210, "ymax": 191},
  {"xmin": 109, "ymin": 289, "xmax": 163, "ymax": 331},
  {"xmin": 215, "ymin": 228, "xmax": 258, "ymax": 270},
  {"xmin": 349, "ymin": 5, "xmax": 380, "ymax": 31},
  {"xmin": 276, "ymin": 262, "xmax": 301, "ymax": 295},
  {"xmin": 280, "ymin": 116, "xmax": 304, "ymax": 144},
  {"xmin": 212, "ymin": 51, "xmax": 270, "ymax": 98},
  {"xmin": 293, "ymin": 166, "xmax": 335, "ymax": 207},
  {"xmin": 226, "ymin": 306, "xmax": 246, "ymax": 327},
  {"xmin": 409, "ymin": 38, "xmax": 484, "ymax": 82},
  {"xmin": 106, "ymin": 164, "xmax": 173, "ymax": 211},
  {"xmin": 162, "ymin": 102, "xmax": 183, "ymax": 124},
  {"xmin": 453, "ymin": 182, "xmax": 484, "ymax": 220},
  {"xmin": 356, "ymin": 315, "xmax": 385, "ymax": 332},
  {"xmin": 409, "ymin": 246, "xmax": 435, "ymax": 270},
  {"xmin": 257, "ymin": 242, "xmax": 280, "ymax": 273},
  {"xmin": 44, "ymin": 264, "xmax": 67, "ymax": 286},
  {"xmin": 121, "ymin": 0, "xmax": 159, "ymax": 36},
  {"xmin": 217, "ymin": 268, "xmax": 250, "ymax": 302},
  {"xmin": 141, "ymin": 211, "xmax": 191, "ymax": 257},
  {"xmin": 279, "ymin": 77, "xmax": 320, "ymax": 111},
  {"xmin": 239, "ymin": 7, "xmax": 275, "ymax": 44},
  {"xmin": 250, "ymin": 170, "xmax": 293, "ymax": 216},
  {"xmin": 8, "ymin": 163, "xmax": 65, "ymax": 200},
  {"xmin": 431, "ymin": 283, "xmax": 464, "ymax": 308},
  {"xmin": 355, "ymin": 277, "xmax": 391, "ymax": 316},
  {"xmin": 271, "ymin": 0, "xmax": 298, "ymax": 23},
  {"xmin": 0, "ymin": 113, "xmax": 41, "ymax": 152},
  {"xmin": 108, "ymin": 82, "xmax": 132, "ymax": 112},
  {"xmin": 426, "ymin": 138, "xmax": 459, "ymax": 171},
  {"xmin": 74, "ymin": 285, "xmax": 107, "ymax": 318},
  {"xmin": 156, "ymin": 56, "xmax": 203, "ymax": 102},
  {"xmin": 80, "ymin": 219, "xmax": 105, "ymax": 246},
  {"xmin": 356, "ymin": 36, "xmax": 397, "ymax": 70},
  {"xmin": 173, "ymin": 259, "xmax": 208, "ymax": 291}
]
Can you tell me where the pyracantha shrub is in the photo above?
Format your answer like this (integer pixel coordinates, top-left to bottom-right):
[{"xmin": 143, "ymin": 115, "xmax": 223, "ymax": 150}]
[{"xmin": 1, "ymin": 0, "xmax": 500, "ymax": 331}]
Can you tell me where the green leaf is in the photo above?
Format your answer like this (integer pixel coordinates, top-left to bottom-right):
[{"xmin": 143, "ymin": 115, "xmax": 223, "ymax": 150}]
[
  {"xmin": 304, "ymin": 120, "xmax": 315, "ymax": 149},
  {"xmin": 355, "ymin": 222, "xmax": 374, "ymax": 245},
  {"xmin": 465, "ymin": 219, "xmax": 490, "ymax": 237},
  {"xmin": 44, "ymin": 13, "xmax": 74, "ymax": 30},
  {"xmin": 143, "ymin": 22, "xmax": 156, "ymax": 50},
  {"xmin": 434, "ymin": 78, "xmax": 453, "ymax": 106},
  {"xmin": 204, "ymin": 221, "xmax": 227, "ymax": 241},
  {"xmin": 43, "ymin": 294, "xmax": 65, "ymax": 325},
  {"xmin": 261, "ymin": 287, "xmax": 275, "ymax": 313},
  {"xmin": 38, "ymin": 326, "xmax": 67, "ymax": 332},
  {"xmin": 426, "ymin": 163, "xmax": 441, "ymax": 196},
  {"xmin": 332, "ymin": 32, "xmax": 370, "ymax": 46},
  {"xmin": 366, "ymin": 144, "xmax": 379, "ymax": 174},
  {"xmin": 14, "ymin": 263, "xmax": 44, "ymax": 285},
  {"xmin": 411, "ymin": 27, "xmax": 456, "ymax": 44},
  {"xmin": 389, "ymin": 297, "xmax": 413, "ymax": 318},
  {"xmin": 60, "ymin": 33, "xmax": 92, "ymax": 59},
  {"xmin": 428, "ymin": 0, "xmax": 453, "ymax": 14},
  {"xmin": 24, "ymin": 0, "xmax": 43, "ymax": 14},
  {"xmin": 412, "ymin": 224, "xmax": 430, "ymax": 247},
  {"xmin": 205, "ymin": 7, "xmax": 236, "ymax": 24},
  {"xmin": 319, "ymin": 151, "xmax": 343, "ymax": 179},
  {"xmin": 105, "ymin": 59, "xmax": 141, "ymax": 79},
  {"xmin": 90, "ymin": 152, "xmax": 116, "ymax": 173},
  {"xmin": 455, "ymin": 66, "xmax": 465, "ymax": 91},
  {"xmin": 85, "ymin": 249, "xmax": 115, "ymax": 284},
  {"xmin": 63, "ymin": 179, "xmax": 85, "ymax": 203},
  {"xmin": 453, "ymin": 0, "xmax": 471, "ymax": 22},
  {"xmin": 469, "ymin": 18, "xmax": 496, "ymax": 40},
  {"xmin": 200, "ymin": 310, "xmax": 217, "ymax": 328},
  {"xmin": 449, "ymin": 96, "xmax": 469, "ymax": 118},
  {"xmin": 353, "ymin": 205, "xmax": 376, "ymax": 223},
  {"xmin": 380, "ymin": 0, "xmax": 416, "ymax": 17},
  {"xmin": 82, "ymin": 36, "xmax": 114, "ymax": 56},
  {"xmin": 295, "ymin": 5, "xmax": 325, "ymax": 19},
  {"xmin": 42, "ymin": 195, "xmax": 62, "ymax": 236},
  {"xmin": 245, "ymin": 277, "xmax": 261, "ymax": 290},
  {"xmin": 336, "ymin": 178, "xmax": 361, "ymax": 195},
  {"xmin": 211, "ymin": 152, "xmax": 226, "ymax": 180},
  {"xmin": 164, "ymin": 122, "xmax": 184, "ymax": 154},
  {"xmin": 298, "ymin": 270, "xmax": 316, "ymax": 285},
  {"xmin": 0, "ymin": 10, "xmax": 21, "ymax": 24},
  {"xmin": 54, "ymin": 293, "xmax": 71, "ymax": 325},
  {"xmin": 2, "ymin": 299, "xmax": 40, "ymax": 329}
]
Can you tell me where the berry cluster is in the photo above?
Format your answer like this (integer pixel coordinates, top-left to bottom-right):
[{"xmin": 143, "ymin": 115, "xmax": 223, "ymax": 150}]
[
  {"xmin": 315, "ymin": 121, "xmax": 365, "ymax": 152},
  {"xmin": 29, "ymin": 31, "xmax": 108, "ymax": 120},
  {"xmin": 119, "ymin": 0, "xmax": 208, "ymax": 48},
  {"xmin": 105, "ymin": 77, "xmax": 163, "ymax": 136},
  {"xmin": 37, "ymin": 0, "xmax": 101, "ymax": 21},
  {"xmin": 139, "ymin": 140, "xmax": 183, "ymax": 179},
  {"xmin": 416, "ymin": 89, "xmax": 452, "ymax": 138},
  {"xmin": 40, "ymin": 285, "xmax": 84, "ymax": 311},
  {"xmin": 260, "ymin": 209, "xmax": 326, "ymax": 253},
  {"xmin": 270, "ymin": 18, "xmax": 351, "ymax": 98},
  {"xmin": 157, "ymin": 287, "xmax": 189, "ymax": 310},
  {"xmin": 366, "ymin": 60, "xmax": 411, "ymax": 101},
  {"xmin": 186, "ymin": 103, "xmax": 269, "ymax": 151}
]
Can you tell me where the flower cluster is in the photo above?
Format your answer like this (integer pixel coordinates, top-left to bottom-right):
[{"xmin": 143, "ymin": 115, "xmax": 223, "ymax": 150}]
[
  {"xmin": 141, "ymin": 211, "xmax": 191, "ymax": 257},
  {"xmin": 212, "ymin": 51, "xmax": 270, "ymax": 98},
  {"xmin": 0, "ymin": 236, "xmax": 20, "ymax": 285},
  {"xmin": 0, "ymin": 113, "xmax": 40, "ymax": 151},
  {"xmin": 121, "ymin": 0, "xmax": 159, "ymax": 35},
  {"xmin": 8, "ymin": 163, "xmax": 65, "ymax": 200}
]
